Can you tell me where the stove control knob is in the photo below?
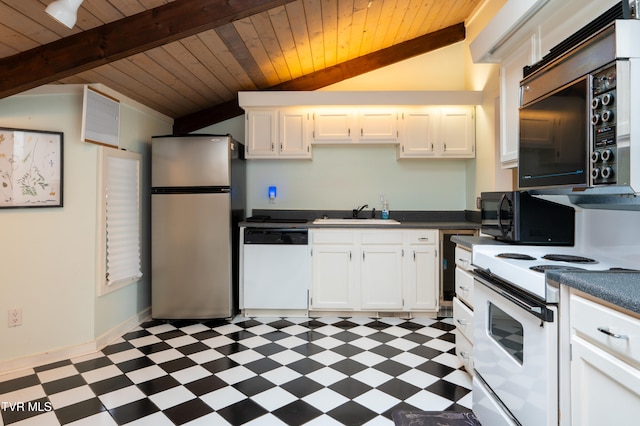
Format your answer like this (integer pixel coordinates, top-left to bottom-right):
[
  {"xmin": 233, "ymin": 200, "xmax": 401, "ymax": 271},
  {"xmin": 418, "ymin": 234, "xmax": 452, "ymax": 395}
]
[
  {"xmin": 602, "ymin": 110, "xmax": 614, "ymax": 122},
  {"xmin": 601, "ymin": 148, "xmax": 614, "ymax": 162},
  {"xmin": 591, "ymin": 151, "xmax": 601, "ymax": 163},
  {"xmin": 602, "ymin": 93, "xmax": 614, "ymax": 106},
  {"xmin": 601, "ymin": 166, "xmax": 614, "ymax": 179},
  {"xmin": 592, "ymin": 167, "xmax": 601, "ymax": 179},
  {"xmin": 592, "ymin": 114, "xmax": 601, "ymax": 125},
  {"xmin": 591, "ymin": 97, "xmax": 602, "ymax": 109}
]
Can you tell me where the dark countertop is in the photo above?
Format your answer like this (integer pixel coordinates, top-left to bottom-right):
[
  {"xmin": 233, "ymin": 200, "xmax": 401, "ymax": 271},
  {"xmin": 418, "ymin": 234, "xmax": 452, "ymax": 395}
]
[
  {"xmin": 547, "ymin": 270, "xmax": 640, "ymax": 316},
  {"xmin": 240, "ymin": 220, "xmax": 480, "ymax": 230},
  {"xmin": 239, "ymin": 209, "xmax": 481, "ymax": 231},
  {"xmin": 450, "ymin": 235, "xmax": 505, "ymax": 249}
]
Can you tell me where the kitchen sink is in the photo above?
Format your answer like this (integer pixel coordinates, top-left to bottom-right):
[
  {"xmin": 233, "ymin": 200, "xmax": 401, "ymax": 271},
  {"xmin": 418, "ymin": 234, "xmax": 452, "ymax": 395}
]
[{"xmin": 313, "ymin": 218, "xmax": 400, "ymax": 225}]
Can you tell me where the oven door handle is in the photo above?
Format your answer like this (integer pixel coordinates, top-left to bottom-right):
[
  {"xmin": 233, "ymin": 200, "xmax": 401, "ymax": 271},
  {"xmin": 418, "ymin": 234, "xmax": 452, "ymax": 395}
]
[{"xmin": 472, "ymin": 270, "xmax": 554, "ymax": 322}]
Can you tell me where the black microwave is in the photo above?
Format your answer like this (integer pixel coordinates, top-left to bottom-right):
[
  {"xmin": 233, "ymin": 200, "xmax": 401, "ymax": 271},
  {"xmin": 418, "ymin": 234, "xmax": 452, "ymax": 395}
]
[{"xmin": 480, "ymin": 191, "xmax": 575, "ymax": 245}]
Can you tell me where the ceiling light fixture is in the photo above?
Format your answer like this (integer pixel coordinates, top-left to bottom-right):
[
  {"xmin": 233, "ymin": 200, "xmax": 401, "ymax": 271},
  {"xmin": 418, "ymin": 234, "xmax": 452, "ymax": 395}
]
[{"xmin": 45, "ymin": 0, "xmax": 84, "ymax": 29}]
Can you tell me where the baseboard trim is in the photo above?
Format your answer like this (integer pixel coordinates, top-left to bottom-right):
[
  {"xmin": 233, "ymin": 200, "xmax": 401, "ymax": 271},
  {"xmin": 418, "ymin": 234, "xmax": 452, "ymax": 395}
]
[{"xmin": 0, "ymin": 308, "xmax": 150, "ymax": 376}]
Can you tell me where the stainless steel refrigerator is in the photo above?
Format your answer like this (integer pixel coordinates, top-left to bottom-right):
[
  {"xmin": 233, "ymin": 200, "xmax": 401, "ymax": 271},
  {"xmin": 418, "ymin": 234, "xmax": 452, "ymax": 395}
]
[{"xmin": 151, "ymin": 134, "xmax": 245, "ymax": 319}]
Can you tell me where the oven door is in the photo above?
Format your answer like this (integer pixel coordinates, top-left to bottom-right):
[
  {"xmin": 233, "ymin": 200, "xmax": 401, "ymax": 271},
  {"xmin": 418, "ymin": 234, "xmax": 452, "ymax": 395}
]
[{"xmin": 473, "ymin": 273, "xmax": 558, "ymax": 426}]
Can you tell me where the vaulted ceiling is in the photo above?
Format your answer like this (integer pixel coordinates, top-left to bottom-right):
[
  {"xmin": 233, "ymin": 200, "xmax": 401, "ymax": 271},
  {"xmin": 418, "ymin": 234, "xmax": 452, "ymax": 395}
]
[{"xmin": 0, "ymin": 0, "xmax": 482, "ymax": 133}]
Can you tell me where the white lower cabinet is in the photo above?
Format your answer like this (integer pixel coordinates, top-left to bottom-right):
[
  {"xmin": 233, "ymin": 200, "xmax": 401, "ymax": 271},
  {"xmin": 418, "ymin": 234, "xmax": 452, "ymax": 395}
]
[
  {"xmin": 360, "ymin": 246, "xmax": 404, "ymax": 310},
  {"xmin": 569, "ymin": 293, "xmax": 640, "ymax": 426},
  {"xmin": 310, "ymin": 228, "xmax": 438, "ymax": 313},
  {"xmin": 453, "ymin": 244, "xmax": 474, "ymax": 375},
  {"xmin": 310, "ymin": 231, "xmax": 356, "ymax": 310},
  {"xmin": 403, "ymin": 230, "xmax": 439, "ymax": 311}
]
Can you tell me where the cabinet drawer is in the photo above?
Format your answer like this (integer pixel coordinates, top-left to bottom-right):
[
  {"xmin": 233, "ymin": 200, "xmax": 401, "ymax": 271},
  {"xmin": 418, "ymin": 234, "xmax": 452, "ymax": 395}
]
[
  {"xmin": 360, "ymin": 231, "xmax": 403, "ymax": 245},
  {"xmin": 454, "ymin": 296, "xmax": 474, "ymax": 343},
  {"xmin": 455, "ymin": 267, "xmax": 474, "ymax": 308},
  {"xmin": 311, "ymin": 230, "xmax": 354, "ymax": 244},
  {"xmin": 571, "ymin": 294, "xmax": 640, "ymax": 367},
  {"xmin": 455, "ymin": 246, "xmax": 472, "ymax": 270},
  {"xmin": 403, "ymin": 230, "xmax": 437, "ymax": 245},
  {"xmin": 455, "ymin": 330, "xmax": 474, "ymax": 375}
]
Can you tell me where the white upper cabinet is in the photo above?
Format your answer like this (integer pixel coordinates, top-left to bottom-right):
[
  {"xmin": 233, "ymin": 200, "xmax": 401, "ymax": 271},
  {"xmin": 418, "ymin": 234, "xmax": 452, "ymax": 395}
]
[
  {"xmin": 358, "ymin": 109, "xmax": 398, "ymax": 141},
  {"xmin": 313, "ymin": 108, "xmax": 398, "ymax": 144},
  {"xmin": 398, "ymin": 106, "xmax": 475, "ymax": 158},
  {"xmin": 499, "ymin": 42, "xmax": 534, "ymax": 168},
  {"xmin": 440, "ymin": 107, "xmax": 476, "ymax": 157},
  {"xmin": 245, "ymin": 109, "xmax": 277, "ymax": 158},
  {"xmin": 398, "ymin": 108, "xmax": 438, "ymax": 157},
  {"xmin": 312, "ymin": 109, "xmax": 354, "ymax": 142},
  {"xmin": 279, "ymin": 109, "xmax": 312, "ymax": 158},
  {"xmin": 245, "ymin": 108, "xmax": 311, "ymax": 159}
]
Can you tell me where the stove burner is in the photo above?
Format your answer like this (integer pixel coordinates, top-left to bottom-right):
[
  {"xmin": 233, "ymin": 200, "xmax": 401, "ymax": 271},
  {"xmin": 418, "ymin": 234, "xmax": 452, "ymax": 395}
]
[
  {"xmin": 541, "ymin": 254, "xmax": 598, "ymax": 264},
  {"xmin": 496, "ymin": 253, "xmax": 536, "ymax": 260},
  {"xmin": 530, "ymin": 265, "xmax": 586, "ymax": 273}
]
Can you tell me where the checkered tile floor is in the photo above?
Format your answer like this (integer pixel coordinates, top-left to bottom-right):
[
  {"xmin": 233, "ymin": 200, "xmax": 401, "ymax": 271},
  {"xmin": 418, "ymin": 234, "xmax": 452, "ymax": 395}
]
[{"xmin": 0, "ymin": 316, "xmax": 472, "ymax": 425}]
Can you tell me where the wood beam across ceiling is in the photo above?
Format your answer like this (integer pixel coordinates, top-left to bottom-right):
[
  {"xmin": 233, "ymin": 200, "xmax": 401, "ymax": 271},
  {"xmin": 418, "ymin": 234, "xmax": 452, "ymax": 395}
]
[
  {"xmin": 0, "ymin": 0, "xmax": 297, "ymax": 100},
  {"xmin": 173, "ymin": 23, "xmax": 466, "ymax": 134}
]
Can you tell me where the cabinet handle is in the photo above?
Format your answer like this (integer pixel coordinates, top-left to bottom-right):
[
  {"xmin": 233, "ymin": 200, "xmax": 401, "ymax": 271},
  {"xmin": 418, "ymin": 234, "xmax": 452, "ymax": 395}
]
[
  {"xmin": 361, "ymin": 128, "xmax": 363, "ymax": 136},
  {"xmin": 271, "ymin": 142, "xmax": 274, "ymax": 151},
  {"xmin": 418, "ymin": 237, "xmax": 429, "ymax": 241},
  {"xmin": 431, "ymin": 143, "xmax": 434, "ymax": 150},
  {"xmin": 362, "ymin": 252, "xmax": 366, "ymax": 261},
  {"xmin": 280, "ymin": 143, "xmax": 283, "ymax": 150},
  {"xmin": 458, "ymin": 286, "xmax": 471, "ymax": 292},
  {"xmin": 413, "ymin": 251, "xmax": 416, "ymax": 261},
  {"xmin": 460, "ymin": 351, "xmax": 471, "ymax": 360},
  {"xmin": 348, "ymin": 128, "xmax": 351, "ymax": 136},
  {"xmin": 444, "ymin": 143, "xmax": 447, "ymax": 151},
  {"xmin": 597, "ymin": 327, "xmax": 629, "ymax": 340},
  {"xmin": 456, "ymin": 319, "xmax": 469, "ymax": 326},
  {"xmin": 349, "ymin": 251, "xmax": 352, "ymax": 261}
]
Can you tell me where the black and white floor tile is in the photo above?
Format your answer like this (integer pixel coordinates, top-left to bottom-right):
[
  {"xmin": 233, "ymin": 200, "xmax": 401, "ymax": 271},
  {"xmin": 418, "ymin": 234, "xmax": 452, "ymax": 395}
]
[{"xmin": 0, "ymin": 316, "xmax": 472, "ymax": 425}]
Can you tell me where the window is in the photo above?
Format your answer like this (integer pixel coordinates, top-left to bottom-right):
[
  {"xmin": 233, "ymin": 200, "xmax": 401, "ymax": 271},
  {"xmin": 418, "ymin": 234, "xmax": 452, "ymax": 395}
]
[{"xmin": 97, "ymin": 147, "xmax": 142, "ymax": 295}]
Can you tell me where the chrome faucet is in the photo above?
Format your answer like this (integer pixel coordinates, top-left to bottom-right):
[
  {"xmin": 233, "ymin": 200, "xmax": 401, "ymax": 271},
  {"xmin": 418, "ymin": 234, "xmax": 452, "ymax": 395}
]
[{"xmin": 352, "ymin": 204, "xmax": 368, "ymax": 218}]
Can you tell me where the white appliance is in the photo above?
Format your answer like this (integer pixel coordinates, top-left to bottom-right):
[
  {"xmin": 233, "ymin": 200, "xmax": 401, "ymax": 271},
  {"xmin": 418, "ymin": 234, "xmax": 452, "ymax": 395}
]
[
  {"xmin": 151, "ymin": 134, "xmax": 245, "ymax": 319},
  {"xmin": 471, "ymin": 243, "xmax": 638, "ymax": 426},
  {"xmin": 242, "ymin": 228, "xmax": 309, "ymax": 312}
]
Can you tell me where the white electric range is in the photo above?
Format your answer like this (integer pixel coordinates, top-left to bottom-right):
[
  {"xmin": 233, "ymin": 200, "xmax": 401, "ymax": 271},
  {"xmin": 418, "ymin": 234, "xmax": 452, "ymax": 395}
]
[
  {"xmin": 470, "ymin": 242, "xmax": 639, "ymax": 426},
  {"xmin": 472, "ymin": 244, "xmax": 638, "ymax": 303}
]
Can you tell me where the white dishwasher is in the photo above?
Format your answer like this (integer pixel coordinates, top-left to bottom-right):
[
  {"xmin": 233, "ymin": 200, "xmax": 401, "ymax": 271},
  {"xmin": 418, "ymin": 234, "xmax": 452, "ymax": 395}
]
[{"xmin": 242, "ymin": 228, "xmax": 309, "ymax": 310}]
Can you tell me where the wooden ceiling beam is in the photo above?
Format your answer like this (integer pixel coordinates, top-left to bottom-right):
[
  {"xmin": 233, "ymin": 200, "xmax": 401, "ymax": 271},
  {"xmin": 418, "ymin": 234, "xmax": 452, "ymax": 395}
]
[
  {"xmin": 173, "ymin": 23, "xmax": 465, "ymax": 134},
  {"xmin": 0, "ymin": 0, "xmax": 297, "ymax": 99}
]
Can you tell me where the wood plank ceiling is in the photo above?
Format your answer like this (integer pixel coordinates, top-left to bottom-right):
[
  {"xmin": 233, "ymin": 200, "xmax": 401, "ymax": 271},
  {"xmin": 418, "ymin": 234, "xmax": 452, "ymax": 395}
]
[{"xmin": 0, "ymin": 0, "xmax": 482, "ymax": 133}]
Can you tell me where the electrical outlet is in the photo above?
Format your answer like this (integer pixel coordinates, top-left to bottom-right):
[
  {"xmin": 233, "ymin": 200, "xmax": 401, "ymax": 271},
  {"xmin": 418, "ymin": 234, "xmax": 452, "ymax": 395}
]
[
  {"xmin": 476, "ymin": 196, "xmax": 481, "ymax": 209},
  {"xmin": 8, "ymin": 308, "xmax": 22, "ymax": 327}
]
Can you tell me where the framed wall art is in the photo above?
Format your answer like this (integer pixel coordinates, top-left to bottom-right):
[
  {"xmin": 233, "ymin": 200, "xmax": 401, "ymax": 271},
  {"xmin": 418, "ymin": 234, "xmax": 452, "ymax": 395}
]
[{"xmin": 0, "ymin": 127, "xmax": 63, "ymax": 208}]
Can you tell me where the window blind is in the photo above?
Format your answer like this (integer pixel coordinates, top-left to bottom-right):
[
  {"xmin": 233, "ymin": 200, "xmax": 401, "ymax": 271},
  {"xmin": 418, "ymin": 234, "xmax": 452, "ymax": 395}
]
[{"xmin": 105, "ymin": 153, "xmax": 142, "ymax": 287}]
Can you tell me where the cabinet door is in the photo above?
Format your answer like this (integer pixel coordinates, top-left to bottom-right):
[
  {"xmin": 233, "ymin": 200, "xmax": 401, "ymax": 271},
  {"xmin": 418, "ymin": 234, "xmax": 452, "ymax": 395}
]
[
  {"xmin": 398, "ymin": 108, "xmax": 438, "ymax": 158},
  {"xmin": 360, "ymin": 246, "xmax": 403, "ymax": 310},
  {"xmin": 358, "ymin": 109, "xmax": 398, "ymax": 141},
  {"xmin": 279, "ymin": 109, "xmax": 311, "ymax": 158},
  {"xmin": 500, "ymin": 42, "xmax": 531, "ymax": 168},
  {"xmin": 313, "ymin": 109, "xmax": 353, "ymax": 142},
  {"xmin": 246, "ymin": 110, "xmax": 277, "ymax": 158},
  {"xmin": 571, "ymin": 336, "xmax": 640, "ymax": 426},
  {"xmin": 404, "ymin": 245, "xmax": 438, "ymax": 311},
  {"xmin": 311, "ymin": 245, "xmax": 355, "ymax": 310},
  {"xmin": 439, "ymin": 107, "xmax": 475, "ymax": 158}
]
